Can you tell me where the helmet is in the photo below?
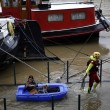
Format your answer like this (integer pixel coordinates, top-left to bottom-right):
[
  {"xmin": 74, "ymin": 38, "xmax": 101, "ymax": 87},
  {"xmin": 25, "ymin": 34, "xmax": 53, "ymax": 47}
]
[{"xmin": 93, "ymin": 52, "xmax": 101, "ymax": 59}]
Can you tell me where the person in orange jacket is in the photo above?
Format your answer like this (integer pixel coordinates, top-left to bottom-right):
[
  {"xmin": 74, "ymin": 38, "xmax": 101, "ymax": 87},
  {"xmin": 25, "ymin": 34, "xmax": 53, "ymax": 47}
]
[{"xmin": 83, "ymin": 52, "xmax": 101, "ymax": 93}]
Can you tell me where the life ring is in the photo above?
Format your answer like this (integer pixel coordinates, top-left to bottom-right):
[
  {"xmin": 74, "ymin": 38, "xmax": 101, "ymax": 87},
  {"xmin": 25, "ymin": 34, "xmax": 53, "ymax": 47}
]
[{"xmin": 7, "ymin": 21, "xmax": 15, "ymax": 36}]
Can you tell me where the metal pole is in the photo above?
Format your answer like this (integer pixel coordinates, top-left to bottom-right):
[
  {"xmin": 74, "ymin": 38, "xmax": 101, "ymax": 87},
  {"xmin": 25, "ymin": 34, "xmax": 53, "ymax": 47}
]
[
  {"xmin": 51, "ymin": 96, "xmax": 54, "ymax": 110},
  {"xmin": 13, "ymin": 62, "xmax": 16, "ymax": 85},
  {"xmin": 67, "ymin": 61, "xmax": 69, "ymax": 83},
  {"xmin": 78, "ymin": 94, "xmax": 81, "ymax": 110},
  {"xmin": 99, "ymin": 60, "xmax": 102, "ymax": 85},
  {"xmin": 47, "ymin": 62, "xmax": 50, "ymax": 83},
  {"xmin": 81, "ymin": 78, "xmax": 85, "ymax": 89},
  {"xmin": 3, "ymin": 98, "xmax": 6, "ymax": 110}
]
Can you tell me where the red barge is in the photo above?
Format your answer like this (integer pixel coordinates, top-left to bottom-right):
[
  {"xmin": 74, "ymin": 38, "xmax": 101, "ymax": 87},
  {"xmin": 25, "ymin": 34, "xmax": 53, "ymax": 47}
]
[{"xmin": 0, "ymin": 0, "xmax": 110, "ymax": 40}]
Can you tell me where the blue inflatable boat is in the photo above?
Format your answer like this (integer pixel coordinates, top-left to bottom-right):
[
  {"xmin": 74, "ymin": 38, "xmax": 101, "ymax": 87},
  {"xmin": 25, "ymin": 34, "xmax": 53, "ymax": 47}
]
[{"xmin": 16, "ymin": 83, "xmax": 68, "ymax": 101}]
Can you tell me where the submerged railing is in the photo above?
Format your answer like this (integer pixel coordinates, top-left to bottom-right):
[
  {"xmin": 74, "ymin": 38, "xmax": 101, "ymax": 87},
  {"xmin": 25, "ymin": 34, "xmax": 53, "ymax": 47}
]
[
  {"xmin": 0, "ymin": 95, "xmax": 82, "ymax": 110},
  {"xmin": 0, "ymin": 58, "xmax": 110, "ymax": 110}
]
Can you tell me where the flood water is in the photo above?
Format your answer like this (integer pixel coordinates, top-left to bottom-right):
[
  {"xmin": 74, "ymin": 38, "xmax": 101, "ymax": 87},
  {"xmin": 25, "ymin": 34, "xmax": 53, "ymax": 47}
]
[{"xmin": 0, "ymin": 0, "xmax": 110, "ymax": 110}]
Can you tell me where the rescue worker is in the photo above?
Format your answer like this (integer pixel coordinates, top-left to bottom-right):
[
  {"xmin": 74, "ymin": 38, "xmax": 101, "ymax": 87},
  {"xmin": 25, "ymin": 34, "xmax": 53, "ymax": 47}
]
[{"xmin": 83, "ymin": 52, "xmax": 101, "ymax": 93}]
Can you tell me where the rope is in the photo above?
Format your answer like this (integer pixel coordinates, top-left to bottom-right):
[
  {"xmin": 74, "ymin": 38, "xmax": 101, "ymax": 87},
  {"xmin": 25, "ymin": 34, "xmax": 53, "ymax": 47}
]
[
  {"xmin": 0, "ymin": 47, "xmax": 49, "ymax": 78},
  {"xmin": 102, "ymin": 57, "xmax": 110, "ymax": 64},
  {"xmin": 13, "ymin": 14, "xmax": 109, "ymax": 81},
  {"xmin": 63, "ymin": 46, "xmax": 90, "ymax": 57},
  {"xmin": 60, "ymin": 32, "xmax": 95, "ymax": 79},
  {"xmin": 19, "ymin": 24, "xmax": 45, "ymax": 55},
  {"xmin": 26, "ymin": 22, "xmax": 58, "ymax": 62},
  {"xmin": 45, "ymin": 47, "xmax": 65, "ymax": 64},
  {"xmin": 18, "ymin": 23, "xmax": 63, "ymax": 65},
  {"xmin": 68, "ymin": 69, "xmax": 86, "ymax": 79},
  {"xmin": 99, "ymin": 0, "xmax": 103, "ymax": 10},
  {"xmin": 45, "ymin": 38, "xmax": 90, "ymax": 56},
  {"xmin": 68, "ymin": 76, "xmax": 83, "ymax": 88}
]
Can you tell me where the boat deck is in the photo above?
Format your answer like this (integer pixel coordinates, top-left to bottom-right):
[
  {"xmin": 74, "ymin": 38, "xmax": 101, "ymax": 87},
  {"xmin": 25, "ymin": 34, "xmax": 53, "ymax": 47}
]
[{"xmin": 31, "ymin": 2, "xmax": 94, "ymax": 11}]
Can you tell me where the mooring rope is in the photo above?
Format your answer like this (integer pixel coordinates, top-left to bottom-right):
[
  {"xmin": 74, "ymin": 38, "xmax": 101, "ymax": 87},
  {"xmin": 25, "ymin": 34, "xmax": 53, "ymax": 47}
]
[
  {"xmin": 0, "ymin": 47, "xmax": 49, "ymax": 78},
  {"xmin": 18, "ymin": 23, "xmax": 63, "ymax": 65}
]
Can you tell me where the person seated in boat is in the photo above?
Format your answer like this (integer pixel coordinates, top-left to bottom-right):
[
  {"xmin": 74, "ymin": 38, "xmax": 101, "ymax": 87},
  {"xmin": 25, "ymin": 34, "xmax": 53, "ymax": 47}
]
[
  {"xmin": 24, "ymin": 75, "xmax": 38, "ymax": 94},
  {"xmin": 38, "ymin": 84, "xmax": 48, "ymax": 93}
]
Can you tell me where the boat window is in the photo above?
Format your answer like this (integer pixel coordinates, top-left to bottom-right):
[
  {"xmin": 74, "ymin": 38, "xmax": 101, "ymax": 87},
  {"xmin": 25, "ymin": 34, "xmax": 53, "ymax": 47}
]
[
  {"xmin": 21, "ymin": 0, "xmax": 26, "ymax": 5},
  {"xmin": 2, "ymin": 0, "xmax": 18, "ymax": 7},
  {"xmin": 48, "ymin": 14, "xmax": 63, "ymax": 22},
  {"xmin": 31, "ymin": 0, "xmax": 36, "ymax": 5},
  {"xmin": 21, "ymin": 0, "xmax": 40, "ymax": 6},
  {"xmin": 71, "ymin": 12, "xmax": 86, "ymax": 20},
  {"xmin": 13, "ymin": 0, "xmax": 18, "ymax": 7},
  {"xmin": 35, "ymin": 0, "xmax": 41, "ymax": 5},
  {"xmin": 2, "ymin": 0, "xmax": 10, "ymax": 7}
]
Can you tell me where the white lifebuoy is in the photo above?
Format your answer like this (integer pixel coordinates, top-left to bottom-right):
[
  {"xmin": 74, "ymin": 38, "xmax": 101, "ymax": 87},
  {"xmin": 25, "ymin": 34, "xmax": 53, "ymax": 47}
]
[{"xmin": 7, "ymin": 21, "xmax": 14, "ymax": 36}]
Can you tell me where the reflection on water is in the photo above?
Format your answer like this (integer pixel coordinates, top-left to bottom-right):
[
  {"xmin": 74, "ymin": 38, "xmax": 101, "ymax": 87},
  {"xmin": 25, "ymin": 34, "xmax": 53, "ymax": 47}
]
[
  {"xmin": 99, "ymin": 31, "xmax": 110, "ymax": 71},
  {"xmin": 82, "ymin": 93, "xmax": 101, "ymax": 110},
  {"xmin": 99, "ymin": 31, "xmax": 110, "ymax": 51}
]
